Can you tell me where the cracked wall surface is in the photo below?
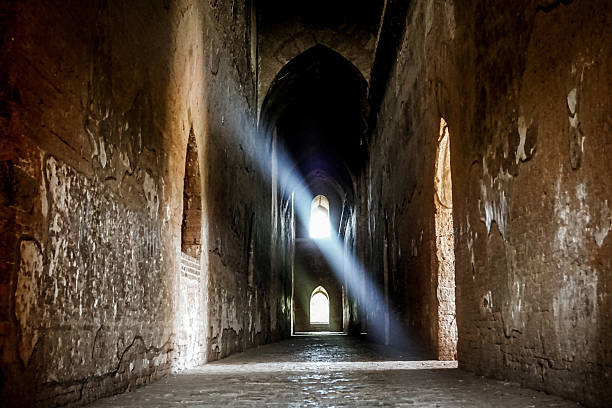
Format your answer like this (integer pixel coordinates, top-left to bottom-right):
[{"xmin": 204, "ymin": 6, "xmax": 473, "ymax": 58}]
[
  {"xmin": 1, "ymin": 2, "xmax": 179, "ymax": 405},
  {"xmin": 364, "ymin": 0, "xmax": 611, "ymax": 406},
  {"xmin": 202, "ymin": 1, "xmax": 290, "ymax": 362},
  {"xmin": 1, "ymin": 0, "xmax": 288, "ymax": 406},
  {"xmin": 1, "ymin": 0, "xmax": 610, "ymax": 407}
]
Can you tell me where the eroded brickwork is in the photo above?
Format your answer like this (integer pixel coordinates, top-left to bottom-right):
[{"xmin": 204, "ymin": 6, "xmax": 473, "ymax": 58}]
[
  {"xmin": 364, "ymin": 0, "xmax": 611, "ymax": 406},
  {"xmin": 453, "ymin": 3, "xmax": 612, "ymax": 405},
  {"xmin": 1, "ymin": 0, "xmax": 289, "ymax": 405},
  {"xmin": 1, "ymin": 2, "xmax": 179, "ymax": 404},
  {"xmin": 202, "ymin": 0, "xmax": 290, "ymax": 361},
  {"xmin": 1, "ymin": 1, "xmax": 610, "ymax": 407}
]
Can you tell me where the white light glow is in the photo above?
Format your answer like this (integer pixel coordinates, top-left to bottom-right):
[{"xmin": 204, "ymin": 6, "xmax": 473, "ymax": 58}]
[
  {"xmin": 309, "ymin": 205, "xmax": 330, "ymax": 238},
  {"xmin": 310, "ymin": 289, "xmax": 330, "ymax": 324},
  {"xmin": 232, "ymin": 124, "xmax": 406, "ymax": 344}
]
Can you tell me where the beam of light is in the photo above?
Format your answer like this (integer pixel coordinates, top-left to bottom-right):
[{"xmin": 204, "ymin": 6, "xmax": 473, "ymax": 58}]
[
  {"xmin": 288, "ymin": 170, "xmax": 410, "ymax": 348},
  {"xmin": 239, "ymin": 127, "xmax": 413, "ymax": 350}
]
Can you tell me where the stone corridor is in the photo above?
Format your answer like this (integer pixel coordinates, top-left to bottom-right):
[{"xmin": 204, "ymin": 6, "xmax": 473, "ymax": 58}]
[
  {"xmin": 90, "ymin": 335, "xmax": 578, "ymax": 407},
  {"xmin": 2, "ymin": 1, "xmax": 611, "ymax": 407}
]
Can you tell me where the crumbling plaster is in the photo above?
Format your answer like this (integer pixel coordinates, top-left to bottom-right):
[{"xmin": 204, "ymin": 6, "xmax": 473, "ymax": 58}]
[
  {"xmin": 363, "ymin": 0, "xmax": 611, "ymax": 406},
  {"xmin": 1, "ymin": 0, "xmax": 289, "ymax": 406}
]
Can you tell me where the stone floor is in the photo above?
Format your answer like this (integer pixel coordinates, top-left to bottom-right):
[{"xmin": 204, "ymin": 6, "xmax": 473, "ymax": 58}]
[{"xmin": 90, "ymin": 334, "xmax": 580, "ymax": 407}]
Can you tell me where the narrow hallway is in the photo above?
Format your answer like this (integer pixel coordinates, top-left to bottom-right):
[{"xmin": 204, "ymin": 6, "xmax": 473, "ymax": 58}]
[
  {"xmin": 2, "ymin": 1, "xmax": 610, "ymax": 407},
  {"xmin": 90, "ymin": 335, "xmax": 577, "ymax": 407}
]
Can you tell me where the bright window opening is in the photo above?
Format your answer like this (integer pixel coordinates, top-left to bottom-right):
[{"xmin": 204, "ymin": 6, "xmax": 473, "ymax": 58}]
[
  {"xmin": 309, "ymin": 195, "xmax": 330, "ymax": 239},
  {"xmin": 310, "ymin": 286, "xmax": 330, "ymax": 324}
]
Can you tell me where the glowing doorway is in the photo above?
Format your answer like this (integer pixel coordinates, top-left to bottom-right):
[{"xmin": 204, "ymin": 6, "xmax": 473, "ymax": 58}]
[
  {"xmin": 310, "ymin": 286, "xmax": 330, "ymax": 324},
  {"xmin": 309, "ymin": 195, "xmax": 330, "ymax": 239}
]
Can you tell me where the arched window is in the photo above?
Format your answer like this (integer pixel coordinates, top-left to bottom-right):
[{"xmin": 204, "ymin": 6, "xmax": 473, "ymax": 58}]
[
  {"xmin": 310, "ymin": 286, "xmax": 330, "ymax": 324},
  {"xmin": 309, "ymin": 195, "xmax": 330, "ymax": 239},
  {"xmin": 181, "ymin": 128, "xmax": 202, "ymax": 258}
]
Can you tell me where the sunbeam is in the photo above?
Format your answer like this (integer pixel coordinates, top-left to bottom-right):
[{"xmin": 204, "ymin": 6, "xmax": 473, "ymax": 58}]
[{"xmin": 243, "ymin": 125, "xmax": 410, "ymax": 348}]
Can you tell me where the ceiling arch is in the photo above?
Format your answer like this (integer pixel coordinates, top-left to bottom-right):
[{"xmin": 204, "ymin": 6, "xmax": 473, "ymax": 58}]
[
  {"xmin": 255, "ymin": 0, "xmax": 383, "ymax": 114},
  {"xmin": 260, "ymin": 45, "xmax": 368, "ymax": 205}
]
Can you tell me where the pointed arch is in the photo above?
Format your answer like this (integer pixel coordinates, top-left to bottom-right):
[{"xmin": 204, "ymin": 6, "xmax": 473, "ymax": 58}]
[
  {"xmin": 260, "ymin": 45, "xmax": 367, "ymax": 203},
  {"xmin": 260, "ymin": 44, "xmax": 368, "ymax": 134},
  {"xmin": 310, "ymin": 286, "xmax": 330, "ymax": 324},
  {"xmin": 181, "ymin": 128, "xmax": 202, "ymax": 259}
]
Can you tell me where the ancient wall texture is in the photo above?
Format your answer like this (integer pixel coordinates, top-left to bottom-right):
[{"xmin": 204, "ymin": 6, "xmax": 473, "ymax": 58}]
[
  {"xmin": 0, "ymin": 0, "xmax": 288, "ymax": 405},
  {"xmin": 364, "ymin": 0, "xmax": 611, "ymax": 406},
  {"xmin": 1, "ymin": 2, "xmax": 183, "ymax": 404},
  {"xmin": 202, "ymin": 0, "xmax": 291, "ymax": 361}
]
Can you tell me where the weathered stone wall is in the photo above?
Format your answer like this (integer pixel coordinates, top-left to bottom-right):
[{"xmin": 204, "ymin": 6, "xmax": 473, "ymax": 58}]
[
  {"xmin": 1, "ymin": 0, "xmax": 290, "ymax": 405},
  {"xmin": 364, "ymin": 0, "xmax": 444, "ymax": 353},
  {"xmin": 340, "ymin": 204, "xmax": 360, "ymax": 334},
  {"xmin": 1, "ymin": 2, "xmax": 185, "ymax": 405},
  {"xmin": 200, "ymin": 0, "xmax": 291, "ymax": 361},
  {"xmin": 452, "ymin": 2, "xmax": 611, "ymax": 406},
  {"xmin": 365, "ymin": 0, "xmax": 611, "ymax": 406}
]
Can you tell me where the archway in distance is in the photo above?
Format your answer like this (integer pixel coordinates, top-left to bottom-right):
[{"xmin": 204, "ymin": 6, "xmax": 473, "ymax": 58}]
[
  {"xmin": 310, "ymin": 195, "xmax": 330, "ymax": 239},
  {"xmin": 310, "ymin": 286, "xmax": 330, "ymax": 324}
]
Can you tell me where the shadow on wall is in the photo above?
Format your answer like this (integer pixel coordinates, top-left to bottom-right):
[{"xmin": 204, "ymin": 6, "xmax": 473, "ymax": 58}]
[{"xmin": 175, "ymin": 127, "xmax": 206, "ymax": 371}]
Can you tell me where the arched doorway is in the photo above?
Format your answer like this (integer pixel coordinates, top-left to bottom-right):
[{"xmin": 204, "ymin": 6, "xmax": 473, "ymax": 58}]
[
  {"xmin": 175, "ymin": 127, "xmax": 205, "ymax": 369},
  {"xmin": 181, "ymin": 128, "xmax": 202, "ymax": 258},
  {"xmin": 310, "ymin": 286, "xmax": 330, "ymax": 324}
]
